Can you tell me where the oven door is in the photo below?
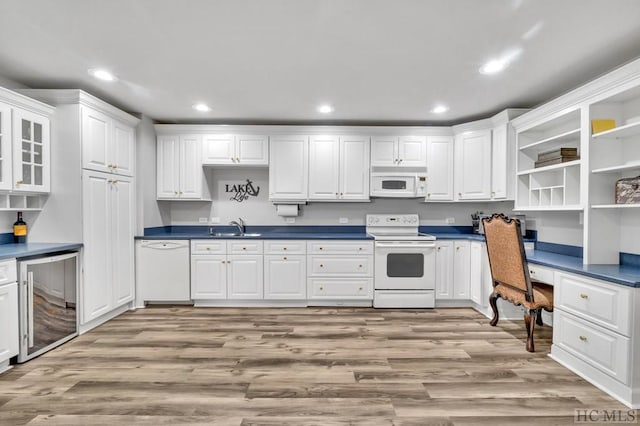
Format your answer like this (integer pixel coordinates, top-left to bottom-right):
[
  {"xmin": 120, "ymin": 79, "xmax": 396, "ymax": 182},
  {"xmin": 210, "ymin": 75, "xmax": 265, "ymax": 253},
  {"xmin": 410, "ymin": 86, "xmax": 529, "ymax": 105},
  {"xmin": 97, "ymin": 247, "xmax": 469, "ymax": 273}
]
[{"xmin": 374, "ymin": 241, "xmax": 435, "ymax": 290}]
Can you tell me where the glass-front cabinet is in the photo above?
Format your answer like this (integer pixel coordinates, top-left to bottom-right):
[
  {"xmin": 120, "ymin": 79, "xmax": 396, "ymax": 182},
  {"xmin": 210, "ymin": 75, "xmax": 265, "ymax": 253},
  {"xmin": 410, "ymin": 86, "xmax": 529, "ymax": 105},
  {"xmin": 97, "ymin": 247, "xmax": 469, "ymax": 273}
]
[
  {"xmin": 12, "ymin": 109, "xmax": 49, "ymax": 193},
  {"xmin": 0, "ymin": 103, "xmax": 11, "ymax": 191}
]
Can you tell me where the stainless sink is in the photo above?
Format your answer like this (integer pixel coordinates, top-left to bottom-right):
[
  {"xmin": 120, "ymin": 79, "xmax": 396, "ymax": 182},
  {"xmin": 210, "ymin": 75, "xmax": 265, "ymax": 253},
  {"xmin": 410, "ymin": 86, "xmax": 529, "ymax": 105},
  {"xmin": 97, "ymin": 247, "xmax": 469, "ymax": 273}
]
[{"xmin": 210, "ymin": 232, "xmax": 261, "ymax": 237}]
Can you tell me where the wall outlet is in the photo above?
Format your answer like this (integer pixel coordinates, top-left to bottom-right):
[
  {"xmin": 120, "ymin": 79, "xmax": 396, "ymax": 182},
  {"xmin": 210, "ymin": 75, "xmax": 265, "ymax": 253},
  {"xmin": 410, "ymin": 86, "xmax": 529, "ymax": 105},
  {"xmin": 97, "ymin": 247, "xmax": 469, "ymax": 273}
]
[
  {"xmin": 211, "ymin": 217, "xmax": 220, "ymax": 224},
  {"xmin": 285, "ymin": 217, "xmax": 296, "ymax": 224},
  {"xmin": 445, "ymin": 217, "xmax": 455, "ymax": 224},
  {"xmin": 198, "ymin": 217, "xmax": 208, "ymax": 223},
  {"xmin": 339, "ymin": 217, "xmax": 349, "ymax": 224}
]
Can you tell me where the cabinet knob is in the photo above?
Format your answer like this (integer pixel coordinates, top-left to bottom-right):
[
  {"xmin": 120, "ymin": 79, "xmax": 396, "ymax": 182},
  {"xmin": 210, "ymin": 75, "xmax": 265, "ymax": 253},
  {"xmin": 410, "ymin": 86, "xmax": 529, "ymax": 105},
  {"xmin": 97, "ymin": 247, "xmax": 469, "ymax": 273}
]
[
  {"xmin": 358, "ymin": 247, "xmax": 362, "ymax": 251},
  {"xmin": 283, "ymin": 257, "xmax": 287, "ymax": 260},
  {"xmin": 319, "ymin": 286, "xmax": 324, "ymax": 290},
  {"xmin": 427, "ymin": 193, "xmax": 431, "ymax": 198},
  {"xmin": 16, "ymin": 180, "xmax": 23, "ymax": 185},
  {"xmin": 579, "ymin": 335, "xmax": 588, "ymax": 342},
  {"xmin": 359, "ymin": 287, "xmax": 363, "ymax": 291},
  {"xmin": 456, "ymin": 246, "xmax": 460, "ymax": 251},
  {"xmin": 358, "ymin": 264, "xmax": 363, "ymax": 268},
  {"xmin": 398, "ymin": 159, "xmax": 403, "ymax": 163},
  {"xmin": 242, "ymin": 247, "xmax": 246, "ymax": 250},
  {"xmin": 335, "ymin": 193, "xmax": 339, "ymax": 196},
  {"xmin": 458, "ymin": 192, "xmax": 462, "ymax": 196},
  {"xmin": 437, "ymin": 247, "xmax": 441, "ymax": 251},
  {"xmin": 319, "ymin": 247, "xmax": 323, "ymax": 250},
  {"xmin": 174, "ymin": 191, "xmax": 178, "ymax": 195},
  {"xmin": 580, "ymin": 293, "xmax": 589, "ymax": 299},
  {"xmin": 236, "ymin": 157, "xmax": 240, "ymax": 162},
  {"xmin": 340, "ymin": 193, "xmax": 343, "ymax": 196},
  {"xmin": 206, "ymin": 247, "xmax": 210, "ymax": 250},
  {"xmin": 283, "ymin": 247, "xmax": 287, "ymax": 251},
  {"xmin": 320, "ymin": 264, "xmax": 324, "ymax": 267}
]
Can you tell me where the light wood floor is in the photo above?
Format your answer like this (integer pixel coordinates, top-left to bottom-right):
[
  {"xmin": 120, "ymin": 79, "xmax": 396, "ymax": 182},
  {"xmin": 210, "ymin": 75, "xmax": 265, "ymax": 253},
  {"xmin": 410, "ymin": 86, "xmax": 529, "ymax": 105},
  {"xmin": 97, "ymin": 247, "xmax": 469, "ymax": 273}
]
[{"xmin": 0, "ymin": 307, "xmax": 629, "ymax": 425}]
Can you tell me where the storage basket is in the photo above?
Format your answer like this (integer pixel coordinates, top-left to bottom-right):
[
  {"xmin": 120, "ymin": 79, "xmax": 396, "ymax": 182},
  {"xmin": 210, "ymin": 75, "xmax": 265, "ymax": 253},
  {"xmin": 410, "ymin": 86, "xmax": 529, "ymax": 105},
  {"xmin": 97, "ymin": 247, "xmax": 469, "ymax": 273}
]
[{"xmin": 615, "ymin": 176, "xmax": 640, "ymax": 204}]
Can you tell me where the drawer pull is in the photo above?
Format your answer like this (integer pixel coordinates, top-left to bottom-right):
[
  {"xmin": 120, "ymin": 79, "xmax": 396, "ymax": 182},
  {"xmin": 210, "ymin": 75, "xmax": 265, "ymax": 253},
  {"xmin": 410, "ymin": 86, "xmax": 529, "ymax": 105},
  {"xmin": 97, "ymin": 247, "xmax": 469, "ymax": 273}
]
[
  {"xmin": 319, "ymin": 286, "xmax": 324, "ymax": 290},
  {"xmin": 242, "ymin": 247, "xmax": 246, "ymax": 250},
  {"xmin": 359, "ymin": 247, "xmax": 363, "ymax": 251},
  {"xmin": 580, "ymin": 293, "xmax": 589, "ymax": 299},
  {"xmin": 320, "ymin": 264, "xmax": 324, "ymax": 268},
  {"xmin": 206, "ymin": 247, "xmax": 210, "ymax": 250},
  {"xmin": 319, "ymin": 247, "xmax": 323, "ymax": 250},
  {"xmin": 283, "ymin": 257, "xmax": 287, "ymax": 260},
  {"xmin": 359, "ymin": 287, "xmax": 363, "ymax": 291},
  {"xmin": 579, "ymin": 335, "xmax": 588, "ymax": 342},
  {"xmin": 529, "ymin": 270, "xmax": 534, "ymax": 274},
  {"xmin": 358, "ymin": 264, "xmax": 363, "ymax": 268},
  {"xmin": 283, "ymin": 247, "xmax": 287, "ymax": 251}
]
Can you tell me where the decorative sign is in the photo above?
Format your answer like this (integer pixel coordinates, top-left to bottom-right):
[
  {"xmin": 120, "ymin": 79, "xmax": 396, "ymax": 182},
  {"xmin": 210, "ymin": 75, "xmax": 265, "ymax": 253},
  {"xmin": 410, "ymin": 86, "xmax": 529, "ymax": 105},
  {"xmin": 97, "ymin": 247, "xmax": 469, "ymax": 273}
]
[{"xmin": 225, "ymin": 179, "xmax": 260, "ymax": 202}]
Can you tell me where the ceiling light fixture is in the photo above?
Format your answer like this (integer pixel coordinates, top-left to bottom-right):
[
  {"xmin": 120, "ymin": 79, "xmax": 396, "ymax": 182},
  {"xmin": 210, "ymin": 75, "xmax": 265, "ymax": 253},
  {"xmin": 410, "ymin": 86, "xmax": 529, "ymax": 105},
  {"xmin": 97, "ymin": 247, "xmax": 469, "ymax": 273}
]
[
  {"xmin": 431, "ymin": 105, "xmax": 449, "ymax": 114},
  {"xmin": 479, "ymin": 59, "xmax": 508, "ymax": 75},
  {"xmin": 88, "ymin": 68, "xmax": 117, "ymax": 82},
  {"xmin": 192, "ymin": 103, "xmax": 211, "ymax": 112},
  {"xmin": 317, "ymin": 104, "xmax": 334, "ymax": 114}
]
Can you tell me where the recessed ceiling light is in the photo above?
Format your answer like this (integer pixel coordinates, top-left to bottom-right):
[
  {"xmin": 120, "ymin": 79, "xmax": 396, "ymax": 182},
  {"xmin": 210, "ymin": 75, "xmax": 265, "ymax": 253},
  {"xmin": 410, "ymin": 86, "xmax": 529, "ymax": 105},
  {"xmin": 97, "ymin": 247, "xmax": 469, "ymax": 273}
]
[
  {"xmin": 431, "ymin": 105, "xmax": 449, "ymax": 114},
  {"xmin": 88, "ymin": 68, "xmax": 117, "ymax": 82},
  {"xmin": 317, "ymin": 104, "xmax": 334, "ymax": 114},
  {"xmin": 479, "ymin": 59, "xmax": 508, "ymax": 75},
  {"xmin": 192, "ymin": 103, "xmax": 211, "ymax": 112}
]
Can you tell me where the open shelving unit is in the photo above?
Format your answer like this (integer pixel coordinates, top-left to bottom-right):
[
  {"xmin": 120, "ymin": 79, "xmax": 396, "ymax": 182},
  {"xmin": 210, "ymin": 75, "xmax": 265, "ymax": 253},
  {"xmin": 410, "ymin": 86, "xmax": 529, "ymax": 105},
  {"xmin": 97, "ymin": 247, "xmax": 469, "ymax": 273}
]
[
  {"xmin": 515, "ymin": 109, "xmax": 583, "ymax": 211},
  {"xmin": 0, "ymin": 193, "xmax": 45, "ymax": 211}
]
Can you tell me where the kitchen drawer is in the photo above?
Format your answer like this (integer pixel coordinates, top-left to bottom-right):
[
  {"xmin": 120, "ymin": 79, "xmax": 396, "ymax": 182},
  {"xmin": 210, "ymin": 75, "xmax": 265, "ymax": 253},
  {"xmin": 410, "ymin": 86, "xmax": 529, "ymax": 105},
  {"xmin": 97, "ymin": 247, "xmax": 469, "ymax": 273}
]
[
  {"xmin": 264, "ymin": 240, "xmax": 306, "ymax": 255},
  {"xmin": 227, "ymin": 241, "xmax": 263, "ymax": 255},
  {"xmin": 555, "ymin": 271, "xmax": 632, "ymax": 336},
  {"xmin": 307, "ymin": 278, "xmax": 373, "ymax": 299},
  {"xmin": 527, "ymin": 263, "xmax": 554, "ymax": 285},
  {"xmin": 308, "ymin": 256, "xmax": 373, "ymax": 277},
  {"xmin": 0, "ymin": 259, "xmax": 16, "ymax": 286},
  {"xmin": 307, "ymin": 241, "xmax": 373, "ymax": 255},
  {"xmin": 553, "ymin": 309, "xmax": 630, "ymax": 385},
  {"xmin": 191, "ymin": 240, "xmax": 226, "ymax": 255}
]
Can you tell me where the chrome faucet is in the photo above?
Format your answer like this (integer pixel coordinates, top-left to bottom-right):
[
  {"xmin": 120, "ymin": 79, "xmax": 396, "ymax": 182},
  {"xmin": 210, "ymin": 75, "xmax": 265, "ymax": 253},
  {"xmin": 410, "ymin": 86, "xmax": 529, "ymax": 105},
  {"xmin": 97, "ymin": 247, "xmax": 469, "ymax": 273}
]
[{"xmin": 229, "ymin": 217, "xmax": 245, "ymax": 235}]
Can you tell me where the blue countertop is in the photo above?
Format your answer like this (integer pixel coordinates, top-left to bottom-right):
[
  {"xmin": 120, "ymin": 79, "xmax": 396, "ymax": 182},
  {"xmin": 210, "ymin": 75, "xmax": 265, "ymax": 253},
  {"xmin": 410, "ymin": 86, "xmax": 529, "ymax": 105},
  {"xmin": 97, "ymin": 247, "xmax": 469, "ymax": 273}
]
[
  {"xmin": 0, "ymin": 243, "xmax": 83, "ymax": 260},
  {"xmin": 526, "ymin": 250, "xmax": 640, "ymax": 287}
]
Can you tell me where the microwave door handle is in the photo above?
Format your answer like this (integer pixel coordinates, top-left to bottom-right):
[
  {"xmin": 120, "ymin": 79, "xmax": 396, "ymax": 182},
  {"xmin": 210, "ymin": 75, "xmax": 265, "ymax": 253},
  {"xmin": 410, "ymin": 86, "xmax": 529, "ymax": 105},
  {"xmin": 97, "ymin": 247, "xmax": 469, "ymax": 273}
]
[{"xmin": 28, "ymin": 271, "xmax": 34, "ymax": 348}]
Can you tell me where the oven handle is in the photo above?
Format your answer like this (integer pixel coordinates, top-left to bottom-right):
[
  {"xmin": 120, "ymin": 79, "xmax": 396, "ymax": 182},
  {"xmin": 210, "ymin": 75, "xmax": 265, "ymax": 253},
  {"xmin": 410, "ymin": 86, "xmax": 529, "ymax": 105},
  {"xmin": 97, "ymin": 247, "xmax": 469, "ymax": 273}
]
[{"xmin": 375, "ymin": 242, "xmax": 436, "ymax": 249}]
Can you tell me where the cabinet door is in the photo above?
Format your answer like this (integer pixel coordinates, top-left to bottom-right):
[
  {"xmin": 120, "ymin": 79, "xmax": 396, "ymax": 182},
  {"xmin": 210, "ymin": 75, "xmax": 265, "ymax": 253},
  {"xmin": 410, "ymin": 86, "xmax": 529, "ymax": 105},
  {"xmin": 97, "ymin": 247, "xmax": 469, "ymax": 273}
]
[
  {"xmin": 111, "ymin": 176, "xmax": 135, "ymax": 307},
  {"xmin": 269, "ymin": 135, "xmax": 308, "ymax": 200},
  {"xmin": 13, "ymin": 109, "xmax": 50, "ymax": 192},
  {"xmin": 156, "ymin": 135, "xmax": 180, "ymax": 199},
  {"xmin": 469, "ymin": 241, "xmax": 483, "ymax": 305},
  {"xmin": 340, "ymin": 136, "xmax": 370, "ymax": 200},
  {"xmin": 0, "ymin": 103, "xmax": 12, "ymax": 191},
  {"xmin": 81, "ymin": 107, "xmax": 111, "ymax": 174},
  {"xmin": 452, "ymin": 241, "xmax": 470, "ymax": 299},
  {"xmin": 0, "ymin": 282, "xmax": 19, "ymax": 362},
  {"xmin": 398, "ymin": 136, "xmax": 427, "ymax": 167},
  {"xmin": 426, "ymin": 136, "xmax": 454, "ymax": 201},
  {"xmin": 435, "ymin": 241, "xmax": 454, "ymax": 299},
  {"xmin": 202, "ymin": 134, "xmax": 235, "ymax": 165},
  {"xmin": 227, "ymin": 255, "xmax": 263, "ymax": 299},
  {"xmin": 264, "ymin": 255, "xmax": 306, "ymax": 299},
  {"xmin": 237, "ymin": 135, "xmax": 268, "ymax": 165},
  {"xmin": 81, "ymin": 171, "xmax": 113, "ymax": 323},
  {"xmin": 112, "ymin": 120, "xmax": 135, "ymax": 177},
  {"xmin": 456, "ymin": 130, "xmax": 492, "ymax": 200},
  {"xmin": 370, "ymin": 137, "xmax": 397, "ymax": 166},
  {"xmin": 179, "ymin": 135, "xmax": 203, "ymax": 199},
  {"xmin": 491, "ymin": 124, "xmax": 507, "ymax": 199},
  {"xmin": 308, "ymin": 135, "xmax": 339, "ymax": 200},
  {"xmin": 191, "ymin": 255, "xmax": 227, "ymax": 299}
]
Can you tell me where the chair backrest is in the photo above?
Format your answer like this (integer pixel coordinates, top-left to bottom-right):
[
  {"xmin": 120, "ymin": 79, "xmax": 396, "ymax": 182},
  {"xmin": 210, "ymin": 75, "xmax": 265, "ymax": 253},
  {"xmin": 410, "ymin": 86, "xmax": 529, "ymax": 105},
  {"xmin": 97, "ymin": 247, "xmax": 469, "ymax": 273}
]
[{"xmin": 482, "ymin": 213, "xmax": 533, "ymax": 300}]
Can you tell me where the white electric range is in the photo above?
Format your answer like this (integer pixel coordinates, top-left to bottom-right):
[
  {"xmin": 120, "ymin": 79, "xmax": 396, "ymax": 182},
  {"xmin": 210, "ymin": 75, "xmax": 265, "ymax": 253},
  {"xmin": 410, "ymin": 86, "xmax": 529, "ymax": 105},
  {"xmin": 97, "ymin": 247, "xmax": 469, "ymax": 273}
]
[{"xmin": 366, "ymin": 214, "xmax": 436, "ymax": 308}]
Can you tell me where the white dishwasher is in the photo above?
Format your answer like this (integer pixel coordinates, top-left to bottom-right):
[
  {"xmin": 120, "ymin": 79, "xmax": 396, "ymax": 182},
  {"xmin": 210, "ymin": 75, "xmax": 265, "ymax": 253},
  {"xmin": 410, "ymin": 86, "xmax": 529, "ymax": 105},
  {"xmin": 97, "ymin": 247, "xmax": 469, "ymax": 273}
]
[{"xmin": 135, "ymin": 240, "xmax": 190, "ymax": 303}]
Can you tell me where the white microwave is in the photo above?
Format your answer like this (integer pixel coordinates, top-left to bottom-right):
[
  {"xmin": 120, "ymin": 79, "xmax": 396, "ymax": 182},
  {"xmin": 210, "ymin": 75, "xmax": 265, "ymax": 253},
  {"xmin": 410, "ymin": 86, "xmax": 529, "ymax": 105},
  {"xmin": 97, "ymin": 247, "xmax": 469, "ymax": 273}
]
[{"xmin": 370, "ymin": 173, "xmax": 427, "ymax": 198}]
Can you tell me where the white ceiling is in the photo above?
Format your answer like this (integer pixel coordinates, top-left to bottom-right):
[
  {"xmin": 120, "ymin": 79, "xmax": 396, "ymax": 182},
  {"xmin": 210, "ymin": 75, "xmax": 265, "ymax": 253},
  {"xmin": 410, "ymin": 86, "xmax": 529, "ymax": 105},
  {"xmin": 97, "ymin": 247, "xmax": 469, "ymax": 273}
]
[{"xmin": 1, "ymin": 0, "xmax": 640, "ymax": 125}]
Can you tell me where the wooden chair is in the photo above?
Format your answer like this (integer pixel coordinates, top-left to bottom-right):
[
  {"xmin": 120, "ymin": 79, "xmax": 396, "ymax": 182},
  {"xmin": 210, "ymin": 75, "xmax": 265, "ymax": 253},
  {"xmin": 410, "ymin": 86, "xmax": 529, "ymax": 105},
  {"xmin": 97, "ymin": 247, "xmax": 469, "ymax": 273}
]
[{"xmin": 482, "ymin": 213, "xmax": 553, "ymax": 352}]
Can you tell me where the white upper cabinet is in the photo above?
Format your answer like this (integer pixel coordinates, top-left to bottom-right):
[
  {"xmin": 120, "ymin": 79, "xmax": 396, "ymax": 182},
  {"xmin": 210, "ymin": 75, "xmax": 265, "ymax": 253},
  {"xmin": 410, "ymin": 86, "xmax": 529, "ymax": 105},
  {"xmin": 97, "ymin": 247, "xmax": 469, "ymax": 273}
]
[
  {"xmin": 13, "ymin": 109, "xmax": 50, "ymax": 193},
  {"xmin": 308, "ymin": 135, "xmax": 370, "ymax": 201},
  {"xmin": 371, "ymin": 136, "xmax": 426, "ymax": 168},
  {"xmin": 308, "ymin": 135, "xmax": 340, "ymax": 200},
  {"xmin": 455, "ymin": 129, "xmax": 492, "ymax": 200},
  {"xmin": 81, "ymin": 106, "xmax": 135, "ymax": 177},
  {"xmin": 269, "ymin": 135, "xmax": 308, "ymax": 201},
  {"xmin": 202, "ymin": 134, "xmax": 268, "ymax": 166},
  {"xmin": 426, "ymin": 136, "xmax": 454, "ymax": 201},
  {"xmin": 491, "ymin": 124, "xmax": 508, "ymax": 199},
  {"xmin": 157, "ymin": 134, "xmax": 210, "ymax": 200},
  {"xmin": 339, "ymin": 136, "xmax": 370, "ymax": 200},
  {"xmin": 0, "ymin": 103, "xmax": 12, "ymax": 191}
]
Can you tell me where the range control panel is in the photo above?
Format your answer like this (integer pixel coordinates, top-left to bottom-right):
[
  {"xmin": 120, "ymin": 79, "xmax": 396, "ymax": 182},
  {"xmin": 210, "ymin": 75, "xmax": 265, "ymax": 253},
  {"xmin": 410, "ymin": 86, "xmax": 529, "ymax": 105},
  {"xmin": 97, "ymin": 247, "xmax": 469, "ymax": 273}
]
[{"xmin": 366, "ymin": 214, "xmax": 419, "ymax": 227}]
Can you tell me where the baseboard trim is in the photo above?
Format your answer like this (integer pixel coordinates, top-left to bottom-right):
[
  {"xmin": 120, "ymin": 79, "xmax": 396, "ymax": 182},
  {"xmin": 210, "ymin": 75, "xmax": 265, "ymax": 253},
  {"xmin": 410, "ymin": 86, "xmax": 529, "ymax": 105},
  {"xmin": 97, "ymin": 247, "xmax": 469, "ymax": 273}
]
[{"xmin": 79, "ymin": 303, "xmax": 133, "ymax": 334}]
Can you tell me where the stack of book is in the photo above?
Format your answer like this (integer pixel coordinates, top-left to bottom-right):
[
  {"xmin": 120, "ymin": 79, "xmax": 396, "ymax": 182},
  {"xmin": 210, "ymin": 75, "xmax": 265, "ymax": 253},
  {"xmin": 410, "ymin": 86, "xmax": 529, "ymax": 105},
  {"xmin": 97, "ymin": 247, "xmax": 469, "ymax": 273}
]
[{"xmin": 535, "ymin": 148, "xmax": 579, "ymax": 168}]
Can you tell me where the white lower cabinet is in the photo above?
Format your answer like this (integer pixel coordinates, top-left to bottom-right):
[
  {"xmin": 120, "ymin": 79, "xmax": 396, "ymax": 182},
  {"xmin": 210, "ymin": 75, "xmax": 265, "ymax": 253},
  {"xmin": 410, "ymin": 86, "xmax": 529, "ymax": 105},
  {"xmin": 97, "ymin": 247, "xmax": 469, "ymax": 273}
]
[
  {"xmin": 228, "ymin": 255, "xmax": 263, "ymax": 299},
  {"xmin": 435, "ymin": 241, "xmax": 454, "ymax": 299},
  {"xmin": 469, "ymin": 241, "xmax": 483, "ymax": 305},
  {"xmin": 453, "ymin": 240, "xmax": 471, "ymax": 299},
  {"xmin": 306, "ymin": 241, "xmax": 373, "ymax": 305},
  {"xmin": 0, "ymin": 278, "xmax": 19, "ymax": 369},
  {"xmin": 191, "ymin": 255, "xmax": 227, "ymax": 299},
  {"xmin": 264, "ymin": 255, "xmax": 306, "ymax": 299},
  {"xmin": 82, "ymin": 170, "xmax": 135, "ymax": 324}
]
